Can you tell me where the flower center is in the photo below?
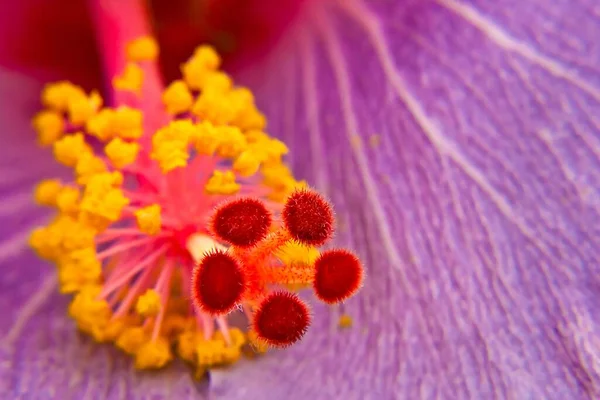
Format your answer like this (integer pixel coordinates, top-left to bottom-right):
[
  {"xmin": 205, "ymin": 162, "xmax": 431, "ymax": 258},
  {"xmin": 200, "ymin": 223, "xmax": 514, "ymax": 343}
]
[{"xmin": 30, "ymin": 36, "xmax": 363, "ymax": 376}]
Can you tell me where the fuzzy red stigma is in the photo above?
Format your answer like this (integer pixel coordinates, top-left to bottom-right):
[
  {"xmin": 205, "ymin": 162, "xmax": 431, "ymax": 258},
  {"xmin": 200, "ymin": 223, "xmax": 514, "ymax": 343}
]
[
  {"xmin": 313, "ymin": 249, "xmax": 363, "ymax": 304},
  {"xmin": 211, "ymin": 198, "xmax": 272, "ymax": 247},
  {"xmin": 192, "ymin": 250, "xmax": 246, "ymax": 315},
  {"xmin": 252, "ymin": 291, "xmax": 311, "ymax": 348},
  {"xmin": 282, "ymin": 189, "xmax": 334, "ymax": 247}
]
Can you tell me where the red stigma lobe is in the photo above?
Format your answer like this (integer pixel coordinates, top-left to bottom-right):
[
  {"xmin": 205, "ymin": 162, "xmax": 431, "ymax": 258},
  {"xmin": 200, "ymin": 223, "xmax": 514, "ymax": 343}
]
[
  {"xmin": 211, "ymin": 198, "xmax": 272, "ymax": 247},
  {"xmin": 192, "ymin": 250, "xmax": 246, "ymax": 315},
  {"xmin": 282, "ymin": 189, "xmax": 334, "ymax": 247},
  {"xmin": 252, "ymin": 291, "xmax": 311, "ymax": 348},
  {"xmin": 313, "ymin": 249, "xmax": 363, "ymax": 304}
]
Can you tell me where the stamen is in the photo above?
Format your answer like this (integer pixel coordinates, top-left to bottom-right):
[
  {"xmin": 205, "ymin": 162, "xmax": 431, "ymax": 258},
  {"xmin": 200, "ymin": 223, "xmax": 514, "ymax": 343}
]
[{"xmin": 30, "ymin": 11, "xmax": 363, "ymax": 372}]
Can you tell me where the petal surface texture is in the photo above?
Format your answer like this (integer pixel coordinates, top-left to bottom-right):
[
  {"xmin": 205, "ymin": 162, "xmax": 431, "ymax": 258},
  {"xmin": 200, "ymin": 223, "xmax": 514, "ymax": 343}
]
[
  {"xmin": 0, "ymin": 69, "xmax": 207, "ymax": 399},
  {"xmin": 209, "ymin": 0, "xmax": 600, "ymax": 399}
]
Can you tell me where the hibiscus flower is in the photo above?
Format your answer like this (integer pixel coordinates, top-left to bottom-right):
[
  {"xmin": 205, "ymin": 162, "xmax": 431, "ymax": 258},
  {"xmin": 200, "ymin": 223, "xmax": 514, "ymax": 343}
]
[{"xmin": 1, "ymin": 0, "xmax": 599, "ymax": 399}]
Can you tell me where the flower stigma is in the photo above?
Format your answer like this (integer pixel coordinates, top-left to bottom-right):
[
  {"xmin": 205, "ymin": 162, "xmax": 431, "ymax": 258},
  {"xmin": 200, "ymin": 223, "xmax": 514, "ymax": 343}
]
[{"xmin": 30, "ymin": 36, "xmax": 364, "ymax": 376}]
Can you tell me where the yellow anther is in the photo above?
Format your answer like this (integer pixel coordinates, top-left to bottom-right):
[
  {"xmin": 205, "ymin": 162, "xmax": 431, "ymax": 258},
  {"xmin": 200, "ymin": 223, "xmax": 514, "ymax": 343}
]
[
  {"xmin": 117, "ymin": 327, "xmax": 149, "ymax": 355},
  {"xmin": 228, "ymin": 87, "xmax": 266, "ymax": 131},
  {"xmin": 67, "ymin": 90, "xmax": 103, "ymax": 126},
  {"xmin": 205, "ymin": 170, "xmax": 240, "ymax": 195},
  {"xmin": 68, "ymin": 285, "xmax": 112, "ymax": 333},
  {"xmin": 151, "ymin": 140, "xmax": 189, "ymax": 172},
  {"xmin": 216, "ymin": 126, "xmax": 247, "ymax": 159},
  {"xmin": 34, "ymin": 179, "xmax": 63, "ymax": 206},
  {"xmin": 162, "ymin": 80, "xmax": 193, "ymax": 115},
  {"xmin": 86, "ymin": 109, "xmax": 114, "ymax": 141},
  {"xmin": 113, "ymin": 63, "xmax": 144, "ymax": 94},
  {"xmin": 191, "ymin": 90, "xmax": 237, "ymax": 125},
  {"xmin": 245, "ymin": 137, "xmax": 288, "ymax": 167},
  {"xmin": 177, "ymin": 330, "xmax": 201, "ymax": 364},
  {"xmin": 55, "ymin": 186, "xmax": 80, "ymax": 215},
  {"xmin": 32, "ymin": 111, "xmax": 65, "ymax": 146},
  {"xmin": 191, "ymin": 121, "xmax": 220, "ymax": 155},
  {"xmin": 151, "ymin": 121, "xmax": 193, "ymax": 172},
  {"xmin": 80, "ymin": 172, "xmax": 129, "ymax": 227},
  {"xmin": 244, "ymin": 130, "xmax": 270, "ymax": 144},
  {"xmin": 113, "ymin": 107, "xmax": 144, "ymax": 140},
  {"xmin": 75, "ymin": 153, "xmax": 108, "ymax": 185},
  {"xmin": 87, "ymin": 107, "xmax": 143, "ymax": 141},
  {"xmin": 192, "ymin": 45, "xmax": 221, "ymax": 69},
  {"xmin": 234, "ymin": 107, "xmax": 267, "ymax": 131},
  {"xmin": 202, "ymin": 71, "xmax": 233, "ymax": 93},
  {"xmin": 53, "ymin": 133, "xmax": 92, "ymax": 167},
  {"xmin": 30, "ymin": 216, "xmax": 95, "ymax": 262},
  {"xmin": 126, "ymin": 36, "xmax": 159, "ymax": 62},
  {"xmin": 262, "ymin": 138, "xmax": 289, "ymax": 164},
  {"xmin": 135, "ymin": 338, "xmax": 173, "ymax": 369},
  {"xmin": 163, "ymin": 119, "xmax": 196, "ymax": 141},
  {"xmin": 49, "ymin": 215, "xmax": 96, "ymax": 253},
  {"xmin": 338, "ymin": 314, "xmax": 353, "ymax": 329},
  {"xmin": 29, "ymin": 226, "xmax": 60, "ymax": 260},
  {"xmin": 135, "ymin": 289, "xmax": 162, "ymax": 317},
  {"xmin": 232, "ymin": 150, "xmax": 261, "ymax": 177},
  {"xmin": 135, "ymin": 204, "xmax": 162, "ymax": 235},
  {"xmin": 57, "ymin": 247, "xmax": 102, "ymax": 293},
  {"xmin": 212, "ymin": 329, "xmax": 246, "ymax": 364},
  {"xmin": 91, "ymin": 318, "xmax": 127, "ymax": 343},
  {"xmin": 41, "ymin": 81, "xmax": 86, "ymax": 111},
  {"xmin": 262, "ymin": 163, "xmax": 293, "ymax": 182},
  {"xmin": 247, "ymin": 330, "xmax": 268, "ymax": 354},
  {"xmin": 262, "ymin": 164, "xmax": 307, "ymax": 202},
  {"xmin": 105, "ymin": 137, "xmax": 140, "ymax": 169},
  {"xmin": 181, "ymin": 45, "xmax": 221, "ymax": 90},
  {"xmin": 195, "ymin": 339, "xmax": 227, "ymax": 367}
]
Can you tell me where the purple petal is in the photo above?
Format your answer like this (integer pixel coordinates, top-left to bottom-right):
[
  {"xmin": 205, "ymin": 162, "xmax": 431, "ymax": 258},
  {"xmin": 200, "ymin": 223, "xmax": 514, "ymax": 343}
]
[
  {"xmin": 0, "ymin": 69, "xmax": 208, "ymax": 399},
  {"xmin": 211, "ymin": 0, "xmax": 600, "ymax": 398}
]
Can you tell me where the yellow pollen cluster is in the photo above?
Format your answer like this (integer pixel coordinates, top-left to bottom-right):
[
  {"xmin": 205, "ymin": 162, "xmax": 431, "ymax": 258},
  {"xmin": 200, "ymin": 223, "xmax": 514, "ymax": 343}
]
[
  {"xmin": 205, "ymin": 170, "xmax": 240, "ymax": 195},
  {"xmin": 151, "ymin": 120, "xmax": 194, "ymax": 172},
  {"xmin": 126, "ymin": 36, "xmax": 159, "ymax": 62},
  {"xmin": 105, "ymin": 137, "xmax": 140, "ymax": 169},
  {"xmin": 79, "ymin": 172, "xmax": 129, "ymax": 231},
  {"xmin": 32, "ymin": 111, "xmax": 65, "ymax": 146},
  {"xmin": 86, "ymin": 106, "xmax": 143, "ymax": 141},
  {"xmin": 53, "ymin": 133, "xmax": 92, "ymax": 167},
  {"xmin": 136, "ymin": 289, "xmax": 162, "ymax": 317},
  {"xmin": 32, "ymin": 81, "xmax": 103, "ymax": 147},
  {"xmin": 162, "ymin": 80, "xmax": 194, "ymax": 115},
  {"xmin": 30, "ymin": 37, "xmax": 309, "ymax": 373},
  {"xmin": 34, "ymin": 179, "xmax": 63, "ymax": 206},
  {"xmin": 135, "ymin": 204, "xmax": 162, "ymax": 235},
  {"xmin": 113, "ymin": 63, "xmax": 144, "ymax": 94},
  {"xmin": 338, "ymin": 314, "xmax": 353, "ymax": 329},
  {"xmin": 178, "ymin": 328, "xmax": 246, "ymax": 377}
]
